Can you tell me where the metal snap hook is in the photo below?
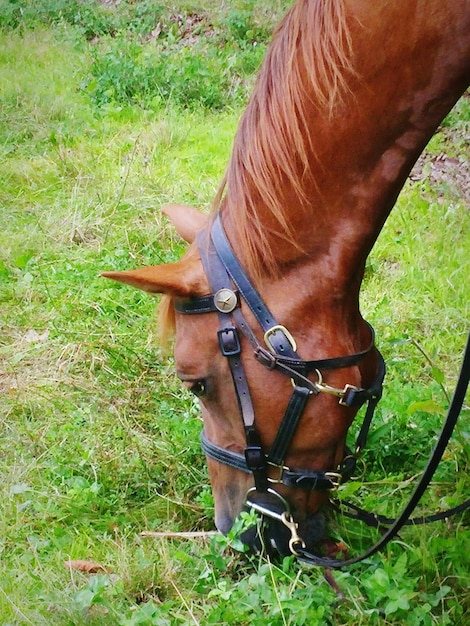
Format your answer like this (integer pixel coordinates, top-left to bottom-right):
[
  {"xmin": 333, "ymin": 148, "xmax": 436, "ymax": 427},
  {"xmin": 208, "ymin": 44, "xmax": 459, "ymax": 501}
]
[
  {"xmin": 313, "ymin": 369, "xmax": 360, "ymax": 404},
  {"xmin": 281, "ymin": 512, "xmax": 307, "ymax": 555}
]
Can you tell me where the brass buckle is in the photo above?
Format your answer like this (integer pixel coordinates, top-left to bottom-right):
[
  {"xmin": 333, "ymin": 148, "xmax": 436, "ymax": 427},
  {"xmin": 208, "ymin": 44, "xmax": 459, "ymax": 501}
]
[
  {"xmin": 264, "ymin": 325, "xmax": 297, "ymax": 353},
  {"xmin": 266, "ymin": 461, "xmax": 287, "ymax": 484}
]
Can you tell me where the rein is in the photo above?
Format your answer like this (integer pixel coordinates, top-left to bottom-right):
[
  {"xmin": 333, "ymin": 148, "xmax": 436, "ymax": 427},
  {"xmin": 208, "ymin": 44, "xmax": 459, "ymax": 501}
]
[{"xmin": 175, "ymin": 214, "xmax": 470, "ymax": 567}]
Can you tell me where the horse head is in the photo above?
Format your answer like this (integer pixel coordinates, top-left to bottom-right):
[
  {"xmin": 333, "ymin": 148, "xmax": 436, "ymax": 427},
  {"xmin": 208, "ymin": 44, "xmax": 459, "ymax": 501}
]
[{"xmin": 103, "ymin": 203, "xmax": 382, "ymax": 556}]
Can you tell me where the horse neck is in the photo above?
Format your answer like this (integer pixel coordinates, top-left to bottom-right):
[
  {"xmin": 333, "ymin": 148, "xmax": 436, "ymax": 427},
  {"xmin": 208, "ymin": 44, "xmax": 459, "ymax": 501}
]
[{"xmin": 222, "ymin": 0, "xmax": 470, "ymax": 310}]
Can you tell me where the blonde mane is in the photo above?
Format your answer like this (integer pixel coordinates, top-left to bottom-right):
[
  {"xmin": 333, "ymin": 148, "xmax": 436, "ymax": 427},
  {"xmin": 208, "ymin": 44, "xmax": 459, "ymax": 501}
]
[
  {"xmin": 213, "ymin": 0, "xmax": 353, "ymax": 281},
  {"xmin": 159, "ymin": 292, "xmax": 175, "ymax": 349}
]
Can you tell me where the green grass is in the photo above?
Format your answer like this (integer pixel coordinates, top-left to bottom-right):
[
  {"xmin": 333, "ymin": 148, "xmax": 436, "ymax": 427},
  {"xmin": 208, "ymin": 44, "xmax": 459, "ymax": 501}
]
[{"xmin": 1, "ymin": 2, "xmax": 469, "ymax": 624}]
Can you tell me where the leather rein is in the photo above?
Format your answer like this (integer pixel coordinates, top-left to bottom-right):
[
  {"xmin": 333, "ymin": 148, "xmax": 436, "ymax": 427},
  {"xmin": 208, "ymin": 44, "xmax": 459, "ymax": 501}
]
[{"xmin": 174, "ymin": 214, "xmax": 470, "ymax": 568}]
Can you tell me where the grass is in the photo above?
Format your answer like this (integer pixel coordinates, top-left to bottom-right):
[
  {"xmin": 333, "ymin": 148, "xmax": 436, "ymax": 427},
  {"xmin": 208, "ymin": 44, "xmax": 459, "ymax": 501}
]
[{"xmin": 0, "ymin": 1, "xmax": 469, "ymax": 624}]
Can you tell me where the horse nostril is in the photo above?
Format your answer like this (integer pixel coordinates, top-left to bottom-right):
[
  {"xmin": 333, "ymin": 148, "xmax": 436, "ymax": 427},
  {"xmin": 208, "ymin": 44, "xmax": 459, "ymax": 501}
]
[{"xmin": 214, "ymin": 511, "xmax": 235, "ymax": 536}]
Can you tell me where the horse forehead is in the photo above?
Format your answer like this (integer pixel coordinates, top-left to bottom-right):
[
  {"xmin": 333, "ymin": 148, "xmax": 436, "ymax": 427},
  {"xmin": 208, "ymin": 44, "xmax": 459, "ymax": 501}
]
[{"xmin": 174, "ymin": 312, "xmax": 220, "ymax": 366}]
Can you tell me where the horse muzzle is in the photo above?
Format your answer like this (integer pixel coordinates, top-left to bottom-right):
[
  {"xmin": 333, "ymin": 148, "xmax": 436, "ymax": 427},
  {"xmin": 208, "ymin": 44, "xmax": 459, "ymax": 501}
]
[{"xmin": 239, "ymin": 487, "xmax": 326, "ymax": 557}]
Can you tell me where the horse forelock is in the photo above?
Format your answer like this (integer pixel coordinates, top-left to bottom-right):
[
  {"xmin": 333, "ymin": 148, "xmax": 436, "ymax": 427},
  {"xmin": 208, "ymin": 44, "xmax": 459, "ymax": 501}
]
[
  {"xmin": 158, "ymin": 293, "xmax": 175, "ymax": 349},
  {"xmin": 213, "ymin": 0, "xmax": 353, "ymax": 283}
]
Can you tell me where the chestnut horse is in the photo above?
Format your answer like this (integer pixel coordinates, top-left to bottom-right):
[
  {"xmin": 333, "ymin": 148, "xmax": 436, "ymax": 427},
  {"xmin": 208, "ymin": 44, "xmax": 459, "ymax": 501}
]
[{"xmin": 104, "ymin": 0, "xmax": 470, "ymax": 557}]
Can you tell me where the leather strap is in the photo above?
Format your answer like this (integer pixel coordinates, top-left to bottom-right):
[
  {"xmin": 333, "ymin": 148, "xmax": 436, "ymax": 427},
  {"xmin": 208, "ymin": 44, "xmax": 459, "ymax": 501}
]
[
  {"xmin": 201, "ymin": 430, "xmax": 251, "ymax": 474},
  {"xmin": 332, "ymin": 497, "xmax": 470, "ymax": 529},
  {"xmin": 197, "ymin": 229, "xmax": 257, "ymax": 429},
  {"xmin": 211, "ymin": 214, "xmax": 299, "ymax": 359},
  {"xmin": 268, "ymin": 385, "xmax": 312, "ymax": 466},
  {"xmin": 174, "ymin": 294, "xmax": 220, "ymax": 314},
  {"xmin": 295, "ymin": 330, "xmax": 470, "ymax": 568}
]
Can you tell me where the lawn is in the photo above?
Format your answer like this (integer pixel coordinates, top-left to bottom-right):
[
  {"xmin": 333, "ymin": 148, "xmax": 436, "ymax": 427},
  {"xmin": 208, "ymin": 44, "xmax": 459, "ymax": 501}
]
[{"xmin": 0, "ymin": 1, "xmax": 469, "ymax": 624}]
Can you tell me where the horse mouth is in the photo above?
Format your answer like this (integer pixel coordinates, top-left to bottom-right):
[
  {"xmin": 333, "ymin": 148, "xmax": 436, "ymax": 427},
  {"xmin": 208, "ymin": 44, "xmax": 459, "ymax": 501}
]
[{"xmin": 239, "ymin": 506, "xmax": 327, "ymax": 558}]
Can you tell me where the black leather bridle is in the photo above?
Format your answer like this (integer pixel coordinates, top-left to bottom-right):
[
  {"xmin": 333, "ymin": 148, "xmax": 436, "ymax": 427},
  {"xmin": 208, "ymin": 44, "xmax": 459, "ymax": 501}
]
[
  {"xmin": 174, "ymin": 214, "xmax": 470, "ymax": 567},
  {"xmin": 175, "ymin": 214, "xmax": 387, "ymax": 558}
]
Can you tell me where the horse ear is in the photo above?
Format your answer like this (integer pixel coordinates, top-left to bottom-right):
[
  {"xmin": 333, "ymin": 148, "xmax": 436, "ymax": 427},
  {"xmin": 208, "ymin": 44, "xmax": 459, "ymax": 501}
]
[
  {"xmin": 162, "ymin": 204, "xmax": 208, "ymax": 243},
  {"xmin": 102, "ymin": 254, "xmax": 208, "ymax": 297}
]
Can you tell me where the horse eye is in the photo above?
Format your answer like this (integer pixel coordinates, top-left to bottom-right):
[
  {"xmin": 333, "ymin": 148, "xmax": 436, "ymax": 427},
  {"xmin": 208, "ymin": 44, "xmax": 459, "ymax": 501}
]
[{"xmin": 189, "ymin": 380, "xmax": 206, "ymax": 398}]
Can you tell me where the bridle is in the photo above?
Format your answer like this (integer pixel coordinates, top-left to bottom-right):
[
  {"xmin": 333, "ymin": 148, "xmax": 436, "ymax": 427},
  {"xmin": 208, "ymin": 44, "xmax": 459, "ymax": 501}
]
[
  {"xmin": 176, "ymin": 215, "xmax": 385, "ymax": 549},
  {"xmin": 175, "ymin": 214, "xmax": 470, "ymax": 567}
]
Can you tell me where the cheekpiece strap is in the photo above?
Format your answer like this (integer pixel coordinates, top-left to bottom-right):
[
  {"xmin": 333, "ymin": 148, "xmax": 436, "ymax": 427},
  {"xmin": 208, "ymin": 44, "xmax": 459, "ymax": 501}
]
[{"xmin": 211, "ymin": 214, "xmax": 299, "ymax": 360}]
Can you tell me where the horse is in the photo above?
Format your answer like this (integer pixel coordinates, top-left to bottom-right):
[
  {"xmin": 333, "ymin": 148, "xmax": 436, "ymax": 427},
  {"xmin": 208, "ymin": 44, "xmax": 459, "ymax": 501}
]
[{"xmin": 103, "ymin": 0, "xmax": 470, "ymax": 559}]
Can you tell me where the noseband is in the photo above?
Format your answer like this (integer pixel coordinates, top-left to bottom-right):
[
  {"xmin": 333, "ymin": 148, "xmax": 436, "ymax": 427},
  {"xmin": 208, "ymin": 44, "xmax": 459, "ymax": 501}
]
[{"xmin": 175, "ymin": 214, "xmax": 386, "ymax": 553}]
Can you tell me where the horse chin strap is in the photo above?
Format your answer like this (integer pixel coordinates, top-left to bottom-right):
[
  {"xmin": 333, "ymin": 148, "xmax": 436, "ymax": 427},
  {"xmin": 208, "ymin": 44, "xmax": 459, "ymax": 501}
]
[{"xmin": 175, "ymin": 214, "xmax": 387, "ymax": 556}]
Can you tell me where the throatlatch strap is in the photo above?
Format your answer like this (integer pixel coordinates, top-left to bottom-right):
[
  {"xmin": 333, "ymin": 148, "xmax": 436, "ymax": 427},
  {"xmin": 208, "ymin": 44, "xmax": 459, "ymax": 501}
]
[{"xmin": 354, "ymin": 351, "xmax": 386, "ymax": 452}]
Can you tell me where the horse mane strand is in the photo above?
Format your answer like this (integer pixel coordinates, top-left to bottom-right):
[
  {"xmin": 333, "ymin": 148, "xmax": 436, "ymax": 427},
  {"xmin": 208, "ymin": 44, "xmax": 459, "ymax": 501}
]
[{"xmin": 213, "ymin": 0, "xmax": 353, "ymax": 283}]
